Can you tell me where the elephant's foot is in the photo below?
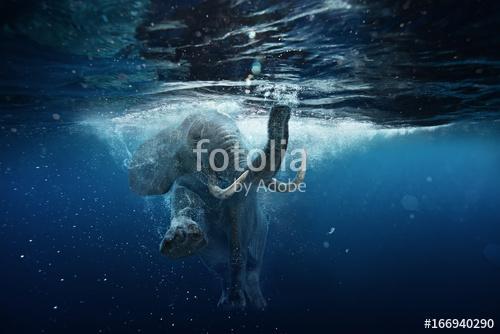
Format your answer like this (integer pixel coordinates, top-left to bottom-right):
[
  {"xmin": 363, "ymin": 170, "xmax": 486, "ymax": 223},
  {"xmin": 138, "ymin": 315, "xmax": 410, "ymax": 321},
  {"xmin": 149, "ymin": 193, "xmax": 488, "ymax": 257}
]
[
  {"xmin": 245, "ymin": 287, "xmax": 267, "ymax": 310},
  {"xmin": 245, "ymin": 271, "xmax": 267, "ymax": 309},
  {"xmin": 160, "ymin": 217, "xmax": 207, "ymax": 259},
  {"xmin": 218, "ymin": 288, "xmax": 246, "ymax": 310}
]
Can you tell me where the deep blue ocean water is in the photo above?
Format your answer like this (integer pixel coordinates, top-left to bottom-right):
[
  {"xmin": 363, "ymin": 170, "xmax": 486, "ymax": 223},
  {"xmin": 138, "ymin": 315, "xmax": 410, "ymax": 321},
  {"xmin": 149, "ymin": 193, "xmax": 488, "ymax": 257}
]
[{"xmin": 1, "ymin": 1, "xmax": 500, "ymax": 333}]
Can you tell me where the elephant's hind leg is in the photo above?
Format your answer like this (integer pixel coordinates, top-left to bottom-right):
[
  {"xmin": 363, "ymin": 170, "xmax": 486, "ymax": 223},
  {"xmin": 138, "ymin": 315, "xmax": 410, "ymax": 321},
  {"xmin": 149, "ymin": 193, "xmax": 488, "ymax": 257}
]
[
  {"xmin": 244, "ymin": 213, "xmax": 268, "ymax": 309},
  {"xmin": 245, "ymin": 253, "xmax": 266, "ymax": 309}
]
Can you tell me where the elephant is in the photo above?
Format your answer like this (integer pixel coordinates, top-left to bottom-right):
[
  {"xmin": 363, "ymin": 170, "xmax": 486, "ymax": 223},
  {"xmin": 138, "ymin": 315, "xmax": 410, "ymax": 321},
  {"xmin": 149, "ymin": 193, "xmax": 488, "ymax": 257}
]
[{"xmin": 128, "ymin": 105, "xmax": 305, "ymax": 309}]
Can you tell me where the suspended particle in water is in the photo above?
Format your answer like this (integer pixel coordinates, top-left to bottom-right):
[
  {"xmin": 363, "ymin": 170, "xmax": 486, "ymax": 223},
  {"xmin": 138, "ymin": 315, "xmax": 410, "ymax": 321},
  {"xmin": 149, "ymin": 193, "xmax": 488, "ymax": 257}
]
[
  {"xmin": 426, "ymin": 176, "xmax": 432, "ymax": 183},
  {"xmin": 245, "ymin": 89, "xmax": 250, "ymax": 94},
  {"xmin": 483, "ymin": 243, "xmax": 500, "ymax": 267},
  {"xmin": 345, "ymin": 248, "xmax": 350, "ymax": 254},
  {"xmin": 251, "ymin": 61, "xmax": 261, "ymax": 75},
  {"xmin": 248, "ymin": 30, "xmax": 256, "ymax": 39},
  {"xmin": 401, "ymin": 194, "xmax": 419, "ymax": 211},
  {"xmin": 323, "ymin": 241, "xmax": 330, "ymax": 249},
  {"xmin": 52, "ymin": 113, "xmax": 61, "ymax": 120},
  {"xmin": 328, "ymin": 227, "xmax": 335, "ymax": 235}
]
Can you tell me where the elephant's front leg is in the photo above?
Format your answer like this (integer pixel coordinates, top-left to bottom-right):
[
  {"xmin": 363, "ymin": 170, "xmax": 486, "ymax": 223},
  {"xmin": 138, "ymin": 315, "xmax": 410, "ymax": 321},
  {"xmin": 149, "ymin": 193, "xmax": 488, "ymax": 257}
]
[{"xmin": 160, "ymin": 185, "xmax": 207, "ymax": 259}]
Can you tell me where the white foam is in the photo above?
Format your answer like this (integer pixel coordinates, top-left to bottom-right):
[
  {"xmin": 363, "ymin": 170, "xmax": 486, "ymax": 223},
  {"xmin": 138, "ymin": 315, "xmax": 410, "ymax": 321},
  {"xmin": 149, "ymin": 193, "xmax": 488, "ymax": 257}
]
[{"xmin": 83, "ymin": 98, "xmax": 445, "ymax": 171}]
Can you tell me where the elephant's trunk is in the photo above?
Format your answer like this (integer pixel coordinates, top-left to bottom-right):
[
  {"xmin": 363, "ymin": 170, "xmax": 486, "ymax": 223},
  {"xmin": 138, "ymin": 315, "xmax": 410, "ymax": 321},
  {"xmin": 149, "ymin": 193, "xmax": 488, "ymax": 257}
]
[{"xmin": 249, "ymin": 105, "xmax": 291, "ymax": 182}]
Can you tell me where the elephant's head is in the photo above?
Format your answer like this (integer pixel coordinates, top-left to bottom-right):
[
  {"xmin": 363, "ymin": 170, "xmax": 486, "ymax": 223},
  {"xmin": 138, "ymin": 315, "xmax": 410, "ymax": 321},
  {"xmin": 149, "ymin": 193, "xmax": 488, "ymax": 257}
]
[{"xmin": 128, "ymin": 105, "xmax": 306, "ymax": 199}]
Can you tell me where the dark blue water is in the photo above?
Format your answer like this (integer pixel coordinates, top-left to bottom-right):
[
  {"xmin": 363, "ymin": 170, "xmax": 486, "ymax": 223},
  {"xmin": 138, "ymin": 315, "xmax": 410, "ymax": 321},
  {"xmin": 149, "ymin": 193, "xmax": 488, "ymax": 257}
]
[{"xmin": 1, "ymin": 1, "xmax": 500, "ymax": 333}]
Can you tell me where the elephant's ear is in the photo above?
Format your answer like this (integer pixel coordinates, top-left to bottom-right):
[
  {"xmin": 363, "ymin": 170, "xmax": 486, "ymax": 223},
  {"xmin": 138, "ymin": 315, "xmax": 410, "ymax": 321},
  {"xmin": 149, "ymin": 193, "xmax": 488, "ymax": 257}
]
[{"xmin": 128, "ymin": 128, "xmax": 183, "ymax": 196}]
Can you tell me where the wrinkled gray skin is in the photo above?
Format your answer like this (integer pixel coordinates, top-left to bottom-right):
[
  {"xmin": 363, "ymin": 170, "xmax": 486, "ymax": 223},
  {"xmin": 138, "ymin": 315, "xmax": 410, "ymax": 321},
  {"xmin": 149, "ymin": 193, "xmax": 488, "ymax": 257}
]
[{"xmin": 128, "ymin": 106, "xmax": 291, "ymax": 309}]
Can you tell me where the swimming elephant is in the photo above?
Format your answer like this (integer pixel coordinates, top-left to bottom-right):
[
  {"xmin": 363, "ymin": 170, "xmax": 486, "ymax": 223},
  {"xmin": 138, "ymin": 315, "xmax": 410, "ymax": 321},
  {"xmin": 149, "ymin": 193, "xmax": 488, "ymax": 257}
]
[{"xmin": 128, "ymin": 105, "xmax": 305, "ymax": 309}]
